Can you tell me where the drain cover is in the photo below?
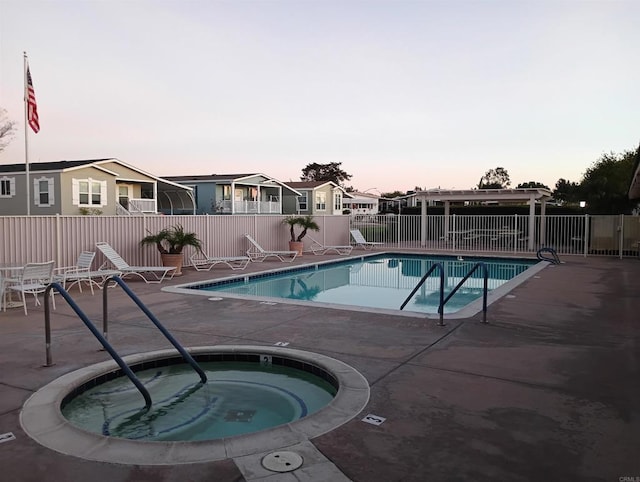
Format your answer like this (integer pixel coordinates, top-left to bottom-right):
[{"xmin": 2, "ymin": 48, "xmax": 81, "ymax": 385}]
[{"xmin": 261, "ymin": 451, "xmax": 303, "ymax": 472}]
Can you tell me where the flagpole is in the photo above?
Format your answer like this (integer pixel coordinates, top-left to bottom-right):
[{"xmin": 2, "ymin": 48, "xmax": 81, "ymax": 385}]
[{"xmin": 23, "ymin": 51, "xmax": 30, "ymax": 216}]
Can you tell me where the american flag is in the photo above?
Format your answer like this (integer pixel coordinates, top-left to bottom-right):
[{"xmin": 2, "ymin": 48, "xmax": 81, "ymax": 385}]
[{"xmin": 26, "ymin": 65, "xmax": 40, "ymax": 133}]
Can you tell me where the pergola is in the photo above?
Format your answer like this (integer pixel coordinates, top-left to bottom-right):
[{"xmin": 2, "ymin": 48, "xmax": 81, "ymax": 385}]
[{"xmin": 413, "ymin": 188, "xmax": 553, "ymax": 250}]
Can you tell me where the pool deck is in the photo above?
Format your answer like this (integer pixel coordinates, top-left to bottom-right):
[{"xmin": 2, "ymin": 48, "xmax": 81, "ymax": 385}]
[{"xmin": 1, "ymin": 251, "xmax": 639, "ymax": 481}]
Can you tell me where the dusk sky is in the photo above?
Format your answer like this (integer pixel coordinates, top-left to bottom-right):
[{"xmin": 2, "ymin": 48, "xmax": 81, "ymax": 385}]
[{"xmin": 1, "ymin": 0, "xmax": 638, "ymax": 194}]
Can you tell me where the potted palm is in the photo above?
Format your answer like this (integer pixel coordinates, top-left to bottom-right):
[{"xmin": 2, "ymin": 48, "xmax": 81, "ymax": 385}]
[
  {"xmin": 282, "ymin": 215, "xmax": 319, "ymax": 256},
  {"xmin": 140, "ymin": 224, "xmax": 202, "ymax": 276}
]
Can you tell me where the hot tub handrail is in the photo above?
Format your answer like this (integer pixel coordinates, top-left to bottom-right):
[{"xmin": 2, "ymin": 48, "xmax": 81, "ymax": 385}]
[
  {"xmin": 441, "ymin": 262, "xmax": 489, "ymax": 323},
  {"xmin": 102, "ymin": 276, "xmax": 207, "ymax": 384},
  {"xmin": 44, "ymin": 282, "xmax": 152, "ymax": 410},
  {"xmin": 400, "ymin": 262, "xmax": 446, "ymax": 326}
]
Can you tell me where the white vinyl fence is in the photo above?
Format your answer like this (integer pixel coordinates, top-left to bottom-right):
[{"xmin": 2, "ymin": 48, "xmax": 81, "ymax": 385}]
[{"xmin": 1, "ymin": 214, "xmax": 638, "ymax": 268}]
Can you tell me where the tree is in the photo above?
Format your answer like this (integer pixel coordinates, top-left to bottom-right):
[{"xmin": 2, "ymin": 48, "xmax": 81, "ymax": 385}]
[
  {"xmin": 516, "ymin": 181, "xmax": 550, "ymax": 189},
  {"xmin": 0, "ymin": 108, "xmax": 16, "ymax": 153},
  {"xmin": 380, "ymin": 191, "xmax": 405, "ymax": 198},
  {"xmin": 301, "ymin": 162, "xmax": 352, "ymax": 186},
  {"xmin": 478, "ymin": 167, "xmax": 511, "ymax": 189},
  {"xmin": 553, "ymin": 178, "xmax": 581, "ymax": 205},
  {"xmin": 579, "ymin": 148, "xmax": 638, "ymax": 214}
]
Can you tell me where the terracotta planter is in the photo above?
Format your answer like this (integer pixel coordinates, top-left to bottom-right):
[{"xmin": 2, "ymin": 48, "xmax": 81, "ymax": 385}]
[
  {"xmin": 289, "ymin": 241, "xmax": 304, "ymax": 256},
  {"xmin": 160, "ymin": 253, "xmax": 184, "ymax": 276}
]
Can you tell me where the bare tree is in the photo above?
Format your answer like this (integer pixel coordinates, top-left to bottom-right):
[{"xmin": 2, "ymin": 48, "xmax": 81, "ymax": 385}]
[{"xmin": 0, "ymin": 108, "xmax": 17, "ymax": 153}]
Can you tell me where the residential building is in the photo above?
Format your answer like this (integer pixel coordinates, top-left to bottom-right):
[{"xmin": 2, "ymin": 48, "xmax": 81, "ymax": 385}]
[
  {"xmin": 342, "ymin": 191, "xmax": 380, "ymax": 216},
  {"xmin": 0, "ymin": 158, "xmax": 193, "ymax": 215},
  {"xmin": 282, "ymin": 181, "xmax": 349, "ymax": 215},
  {"xmin": 164, "ymin": 173, "xmax": 299, "ymax": 215}
]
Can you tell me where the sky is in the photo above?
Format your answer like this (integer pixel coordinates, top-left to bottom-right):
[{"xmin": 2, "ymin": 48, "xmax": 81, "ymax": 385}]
[{"xmin": 0, "ymin": 0, "xmax": 638, "ymax": 194}]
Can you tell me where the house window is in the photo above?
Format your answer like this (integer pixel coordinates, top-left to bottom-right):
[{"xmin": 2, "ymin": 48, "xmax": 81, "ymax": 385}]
[
  {"xmin": 33, "ymin": 177, "xmax": 55, "ymax": 207},
  {"xmin": 334, "ymin": 192, "xmax": 342, "ymax": 211},
  {"xmin": 297, "ymin": 192, "xmax": 308, "ymax": 210},
  {"xmin": 0, "ymin": 176, "xmax": 15, "ymax": 197},
  {"xmin": 315, "ymin": 192, "xmax": 326, "ymax": 211},
  {"xmin": 222, "ymin": 185, "xmax": 231, "ymax": 200},
  {"xmin": 72, "ymin": 178, "xmax": 107, "ymax": 207}
]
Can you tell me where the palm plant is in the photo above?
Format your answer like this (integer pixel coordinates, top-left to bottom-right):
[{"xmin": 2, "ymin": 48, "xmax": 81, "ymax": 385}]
[
  {"xmin": 140, "ymin": 224, "xmax": 202, "ymax": 254},
  {"xmin": 282, "ymin": 215, "xmax": 319, "ymax": 242}
]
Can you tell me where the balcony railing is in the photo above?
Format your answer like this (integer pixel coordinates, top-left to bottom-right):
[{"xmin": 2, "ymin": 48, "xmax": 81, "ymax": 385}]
[
  {"xmin": 217, "ymin": 200, "xmax": 281, "ymax": 214},
  {"xmin": 128, "ymin": 198, "xmax": 157, "ymax": 214}
]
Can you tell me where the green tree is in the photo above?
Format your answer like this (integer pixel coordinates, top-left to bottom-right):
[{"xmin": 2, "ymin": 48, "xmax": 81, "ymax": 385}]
[
  {"xmin": 516, "ymin": 181, "xmax": 550, "ymax": 189},
  {"xmin": 579, "ymin": 148, "xmax": 638, "ymax": 214},
  {"xmin": 380, "ymin": 191, "xmax": 406, "ymax": 198},
  {"xmin": 301, "ymin": 162, "xmax": 352, "ymax": 186},
  {"xmin": 553, "ymin": 178, "xmax": 581, "ymax": 205},
  {"xmin": 478, "ymin": 167, "xmax": 511, "ymax": 189}
]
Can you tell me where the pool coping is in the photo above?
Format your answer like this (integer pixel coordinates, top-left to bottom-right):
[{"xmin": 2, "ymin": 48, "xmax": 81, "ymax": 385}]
[
  {"xmin": 163, "ymin": 251, "xmax": 550, "ymax": 320},
  {"xmin": 20, "ymin": 345, "xmax": 370, "ymax": 465}
]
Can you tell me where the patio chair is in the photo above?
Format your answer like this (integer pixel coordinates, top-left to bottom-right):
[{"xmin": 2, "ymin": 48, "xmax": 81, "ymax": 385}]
[
  {"xmin": 7, "ymin": 260, "xmax": 56, "ymax": 315},
  {"xmin": 96, "ymin": 242, "xmax": 176, "ymax": 283},
  {"xmin": 189, "ymin": 251, "xmax": 250, "ymax": 271},
  {"xmin": 308, "ymin": 236, "xmax": 353, "ymax": 256},
  {"xmin": 53, "ymin": 251, "xmax": 121, "ymax": 294},
  {"xmin": 349, "ymin": 229, "xmax": 384, "ymax": 250},
  {"xmin": 244, "ymin": 234, "xmax": 298, "ymax": 262}
]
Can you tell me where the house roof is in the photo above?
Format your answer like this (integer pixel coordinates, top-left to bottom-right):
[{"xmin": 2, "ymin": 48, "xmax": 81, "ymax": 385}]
[
  {"xmin": 165, "ymin": 173, "xmax": 302, "ymax": 195},
  {"xmin": 0, "ymin": 158, "xmax": 192, "ymax": 192},
  {"xmin": 412, "ymin": 187, "xmax": 553, "ymax": 202},
  {"xmin": 164, "ymin": 173, "xmax": 259, "ymax": 182},
  {"xmin": 285, "ymin": 181, "xmax": 331, "ymax": 189}
]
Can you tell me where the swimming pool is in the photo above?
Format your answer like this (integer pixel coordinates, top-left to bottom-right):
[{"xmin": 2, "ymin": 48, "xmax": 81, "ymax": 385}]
[{"xmin": 168, "ymin": 253, "xmax": 543, "ymax": 317}]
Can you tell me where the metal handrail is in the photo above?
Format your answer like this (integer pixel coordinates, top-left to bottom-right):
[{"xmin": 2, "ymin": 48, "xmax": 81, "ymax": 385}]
[
  {"xmin": 102, "ymin": 276, "xmax": 207, "ymax": 384},
  {"xmin": 400, "ymin": 262, "xmax": 446, "ymax": 326},
  {"xmin": 442, "ymin": 262, "xmax": 489, "ymax": 323},
  {"xmin": 44, "ymin": 282, "xmax": 152, "ymax": 410}
]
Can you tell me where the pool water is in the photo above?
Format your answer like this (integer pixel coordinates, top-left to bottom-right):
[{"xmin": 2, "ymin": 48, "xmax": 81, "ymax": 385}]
[
  {"xmin": 196, "ymin": 254, "xmax": 536, "ymax": 314},
  {"xmin": 61, "ymin": 361, "xmax": 337, "ymax": 441}
]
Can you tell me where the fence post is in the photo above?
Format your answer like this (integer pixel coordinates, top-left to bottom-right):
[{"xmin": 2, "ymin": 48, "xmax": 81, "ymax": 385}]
[
  {"xmin": 583, "ymin": 214, "xmax": 589, "ymax": 257},
  {"xmin": 619, "ymin": 214, "xmax": 624, "ymax": 259}
]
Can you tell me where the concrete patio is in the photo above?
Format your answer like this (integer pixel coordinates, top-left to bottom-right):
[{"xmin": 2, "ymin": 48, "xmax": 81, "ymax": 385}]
[{"xmin": 0, "ymin": 252, "xmax": 638, "ymax": 481}]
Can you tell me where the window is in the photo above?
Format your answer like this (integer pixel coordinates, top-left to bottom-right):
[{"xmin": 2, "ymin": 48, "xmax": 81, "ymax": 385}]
[
  {"xmin": 334, "ymin": 192, "xmax": 342, "ymax": 212},
  {"xmin": 33, "ymin": 177, "xmax": 55, "ymax": 207},
  {"xmin": 0, "ymin": 176, "xmax": 15, "ymax": 197},
  {"xmin": 72, "ymin": 178, "xmax": 107, "ymax": 207},
  {"xmin": 222, "ymin": 185, "xmax": 231, "ymax": 200},
  {"xmin": 297, "ymin": 192, "xmax": 308, "ymax": 210},
  {"xmin": 315, "ymin": 192, "xmax": 326, "ymax": 211}
]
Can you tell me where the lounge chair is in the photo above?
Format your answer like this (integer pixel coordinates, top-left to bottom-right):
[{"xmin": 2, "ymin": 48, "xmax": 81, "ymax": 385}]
[
  {"xmin": 190, "ymin": 251, "xmax": 250, "ymax": 271},
  {"xmin": 96, "ymin": 242, "xmax": 176, "ymax": 283},
  {"xmin": 308, "ymin": 236, "xmax": 353, "ymax": 255},
  {"xmin": 349, "ymin": 229, "xmax": 384, "ymax": 250},
  {"xmin": 244, "ymin": 234, "xmax": 298, "ymax": 262},
  {"xmin": 7, "ymin": 260, "xmax": 56, "ymax": 315},
  {"xmin": 53, "ymin": 251, "xmax": 121, "ymax": 294}
]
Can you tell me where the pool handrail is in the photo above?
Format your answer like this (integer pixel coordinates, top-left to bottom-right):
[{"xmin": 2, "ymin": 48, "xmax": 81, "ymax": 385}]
[
  {"xmin": 102, "ymin": 276, "xmax": 208, "ymax": 384},
  {"xmin": 400, "ymin": 262, "xmax": 446, "ymax": 326},
  {"xmin": 441, "ymin": 262, "xmax": 489, "ymax": 323},
  {"xmin": 44, "ymin": 282, "xmax": 153, "ymax": 410}
]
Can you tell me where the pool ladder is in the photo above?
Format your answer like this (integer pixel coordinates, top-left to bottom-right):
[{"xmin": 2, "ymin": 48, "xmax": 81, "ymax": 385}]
[
  {"xmin": 400, "ymin": 262, "xmax": 489, "ymax": 325},
  {"xmin": 44, "ymin": 277, "xmax": 207, "ymax": 410}
]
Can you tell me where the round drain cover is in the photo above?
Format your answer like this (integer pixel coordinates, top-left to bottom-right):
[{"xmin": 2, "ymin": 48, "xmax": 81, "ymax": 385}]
[{"xmin": 261, "ymin": 451, "xmax": 303, "ymax": 472}]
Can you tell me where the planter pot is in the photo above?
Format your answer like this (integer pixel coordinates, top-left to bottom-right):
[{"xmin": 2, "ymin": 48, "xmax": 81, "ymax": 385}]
[
  {"xmin": 160, "ymin": 253, "xmax": 184, "ymax": 276},
  {"xmin": 289, "ymin": 241, "xmax": 304, "ymax": 256}
]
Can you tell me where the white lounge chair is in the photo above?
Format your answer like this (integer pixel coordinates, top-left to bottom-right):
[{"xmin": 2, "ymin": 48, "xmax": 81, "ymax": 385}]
[
  {"xmin": 190, "ymin": 252, "xmax": 250, "ymax": 271},
  {"xmin": 7, "ymin": 260, "xmax": 56, "ymax": 315},
  {"xmin": 96, "ymin": 242, "xmax": 176, "ymax": 283},
  {"xmin": 244, "ymin": 234, "xmax": 298, "ymax": 262},
  {"xmin": 350, "ymin": 229, "xmax": 384, "ymax": 250},
  {"xmin": 308, "ymin": 236, "xmax": 353, "ymax": 255},
  {"xmin": 53, "ymin": 251, "xmax": 121, "ymax": 294}
]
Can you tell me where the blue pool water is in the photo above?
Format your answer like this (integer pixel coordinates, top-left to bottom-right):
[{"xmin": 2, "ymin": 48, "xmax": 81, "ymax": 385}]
[
  {"xmin": 188, "ymin": 254, "xmax": 537, "ymax": 315},
  {"xmin": 62, "ymin": 361, "xmax": 336, "ymax": 441}
]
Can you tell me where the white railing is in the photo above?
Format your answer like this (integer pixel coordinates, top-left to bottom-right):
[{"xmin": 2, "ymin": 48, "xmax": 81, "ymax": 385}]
[
  {"xmin": 128, "ymin": 198, "xmax": 157, "ymax": 213},
  {"xmin": 217, "ymin": 200, "xmax": 281, "ymax": 214},
  {"xmin": 349, "ymin": 214, "xmax": 640, "ymax": 257}
]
